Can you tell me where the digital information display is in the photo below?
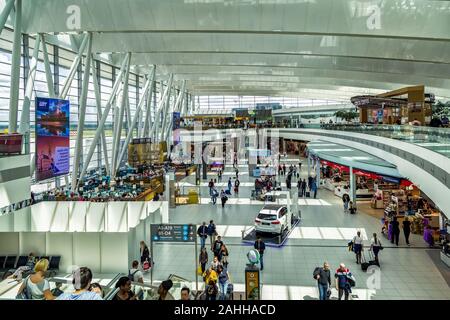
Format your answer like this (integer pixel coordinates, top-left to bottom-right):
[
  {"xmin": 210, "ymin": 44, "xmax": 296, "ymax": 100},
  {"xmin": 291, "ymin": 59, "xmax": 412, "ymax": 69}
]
[{"xmin": 151, "ymin": 224, "xmax": 196, "ymax": 243}]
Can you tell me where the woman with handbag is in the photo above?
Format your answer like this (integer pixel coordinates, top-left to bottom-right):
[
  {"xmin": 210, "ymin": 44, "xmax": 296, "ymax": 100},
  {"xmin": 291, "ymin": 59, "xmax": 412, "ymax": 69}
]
[
  {"xmin": 16, "ymin": 259, "xmax": 55, "ymax": 300},
  {"xmin": 370, "ymin": 233, "xmax": 383, "ymax": 265}
]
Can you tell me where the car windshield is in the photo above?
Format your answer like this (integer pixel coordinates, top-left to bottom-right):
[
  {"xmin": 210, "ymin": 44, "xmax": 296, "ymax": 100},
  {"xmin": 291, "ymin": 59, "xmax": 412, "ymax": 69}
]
[{"xmin": 257, "ymin": 213, "xmax": 277, "ymax": 221}]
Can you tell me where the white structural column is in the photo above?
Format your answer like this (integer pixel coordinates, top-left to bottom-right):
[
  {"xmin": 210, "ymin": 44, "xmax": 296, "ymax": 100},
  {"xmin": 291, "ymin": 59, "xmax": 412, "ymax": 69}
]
[
  {"xmin": 71, "ymin": 33, "xmax": 93, "ymax": 191},
  {"xmin": 19, "ymin": 34, "xmax": 40, "ymax": 134},
  {"xmin": 116, "ymin": 74, "xmax": 154, "ymax": 173},
  {"xmin": 7, "ymin": 0, "xmax": 21, "ymax": 133},
  {"xmin": 159, "ymin": 76, "xmax": 174, "ymax": 141},
  {"xmin": 349, "ymin": 166, "xmax": 356, "ymax": 203},
  {"xmin": 60, "ymin": 34, "xmax": 88, "ymax": 99},
  {"xmin": 316, "ymin": 159, "xmax": 320, "ymax": 189},
  {"xmin": 141, "ymin": 66, "xmax": 155, "ymax": 138},
  {"xmin": 40, "ymin": 34, "xmax": 55, "ymax": 97},
  {"xmin": 111, "ymin": 54, "xmax": 131, "ymax": 173},
  {"xmin": 0, "ymin": 0, "xmax": 14, "ymax": 34},
  {"xmin": 149, "ymin": 74, "xmax": 173, "ymax": 142},
  {"xmin": 90, "ymin": 57, "xmax": 110, "ymax": 176}
]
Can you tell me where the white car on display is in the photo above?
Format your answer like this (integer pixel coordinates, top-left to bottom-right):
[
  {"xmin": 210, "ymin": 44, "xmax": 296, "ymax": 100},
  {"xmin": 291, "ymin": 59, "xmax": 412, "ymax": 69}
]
[{"xmin": 254, "ymin": 204, "xmax": 288, "ymax": 235}]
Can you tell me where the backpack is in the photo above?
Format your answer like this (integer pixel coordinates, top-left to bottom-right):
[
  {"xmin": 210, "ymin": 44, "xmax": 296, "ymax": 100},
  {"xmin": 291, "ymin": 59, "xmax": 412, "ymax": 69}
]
[
  {"xmin": 16, "ymin": 277, "xmax": 31, "ymax": 299},
  {"xmin": 128, "ymin": 269, "xmax": 139, "ymax": 281},
  {"xmin": 313, "ymin": 267, "xmax": 321, "ymax": 280}
]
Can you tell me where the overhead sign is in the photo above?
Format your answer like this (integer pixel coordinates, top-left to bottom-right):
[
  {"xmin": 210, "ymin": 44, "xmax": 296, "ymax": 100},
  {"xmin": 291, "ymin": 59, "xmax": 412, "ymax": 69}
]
[{"xmin": 151, "ymin": 224, "xmax": 196, "ymax": 242}]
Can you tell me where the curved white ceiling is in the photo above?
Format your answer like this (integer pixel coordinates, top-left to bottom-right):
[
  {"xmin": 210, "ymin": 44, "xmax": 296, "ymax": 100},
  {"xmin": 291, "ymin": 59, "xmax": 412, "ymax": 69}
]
[{"xmin": 16, "ymin": 0, "xmax": 450, "ymax": 100}]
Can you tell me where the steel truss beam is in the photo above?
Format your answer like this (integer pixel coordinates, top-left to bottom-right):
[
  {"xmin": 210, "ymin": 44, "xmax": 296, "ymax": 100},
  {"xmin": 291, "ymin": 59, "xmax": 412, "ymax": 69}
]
[
  {"xmin": 71, "ymin": 32, "xmax": 93, "ymax": 191},
  {"xmin": 141, "ymin": 65, "xmax": 155, "ymax": 138},
  {"xmin": 117, "ymin": 72, "xmax": 154, "ymax": 173},
  {"xmin": 77, "ymin": 53, "xmax": 130, "ymax": 189},
  {"xmin": 90, "ymin": 56, "xmax": 110, "ymax": 176}
]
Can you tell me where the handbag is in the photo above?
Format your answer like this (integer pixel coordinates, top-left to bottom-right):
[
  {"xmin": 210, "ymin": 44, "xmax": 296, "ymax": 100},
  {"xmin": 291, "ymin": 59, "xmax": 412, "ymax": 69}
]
[
  {"xmin": 348, "ymin": 241, "xmax": 354, "ymax": 252},
  {"xmin": 16, "ymin": 277, "xmax": 31, "ymax": 300}
]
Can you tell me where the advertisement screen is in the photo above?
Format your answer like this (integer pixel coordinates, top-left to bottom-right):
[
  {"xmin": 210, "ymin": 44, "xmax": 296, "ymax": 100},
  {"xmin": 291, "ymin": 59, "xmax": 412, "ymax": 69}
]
[{"xmin": 35, "ymin": 97, "xmax": 70, "ymax": 181}]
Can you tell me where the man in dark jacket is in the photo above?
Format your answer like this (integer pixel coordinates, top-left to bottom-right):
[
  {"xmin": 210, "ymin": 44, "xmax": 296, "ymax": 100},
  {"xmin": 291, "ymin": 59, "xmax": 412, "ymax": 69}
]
[
  {"xmin": 314, "ymin": 262, "xmax": 331, "ymax": 300},
  {"xmin": 213, "ymin": 236, "xmax": 224, "ymax": 257},
  {"xmin": 197, "ymin": 222, "xmax": 208, "ymax": 249},
  {"xmin": 254, "ymin": 237, "xmax": 266, "ymax": 271},
  {"xmin": 207, "ymin": 220, "xmax": 217, "ymax": 250}
]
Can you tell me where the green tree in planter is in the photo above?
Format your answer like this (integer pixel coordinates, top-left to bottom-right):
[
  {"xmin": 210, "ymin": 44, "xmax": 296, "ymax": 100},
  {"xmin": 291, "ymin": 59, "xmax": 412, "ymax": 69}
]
[
  {"xmin": 432, "ymin": 101, "xmax": 450, "ymax": 119},
  {"xmin": 334, "ymin": 109, "xmax": 359, "ymax": 122}
]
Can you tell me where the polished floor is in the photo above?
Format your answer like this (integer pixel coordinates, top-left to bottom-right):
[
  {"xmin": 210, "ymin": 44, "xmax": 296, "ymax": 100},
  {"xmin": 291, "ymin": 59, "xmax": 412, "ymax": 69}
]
[{"xmin": 148, "ymin": 159, "xmax": 450, "ymax": 300}]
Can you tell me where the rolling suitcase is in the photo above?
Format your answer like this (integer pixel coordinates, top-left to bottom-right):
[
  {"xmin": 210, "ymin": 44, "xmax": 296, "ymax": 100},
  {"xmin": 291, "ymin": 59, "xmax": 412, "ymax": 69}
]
[
  {"xmin": 305, "ymin": 191, "xmax": 311, "ymax": 198},
  {"xmin": 368, "ymin": 250, "xmax": 380, "ymax": 267},
  {"xmin": 360, "ymin": 252, "xmax": 370, "ymax": 272}
]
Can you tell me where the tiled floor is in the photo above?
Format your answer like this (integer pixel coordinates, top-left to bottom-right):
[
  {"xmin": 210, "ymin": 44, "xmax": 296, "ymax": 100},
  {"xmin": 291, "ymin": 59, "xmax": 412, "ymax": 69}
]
[{"xmin": 148, "ymin": 159, "xmax": 450, "ymax": 300}]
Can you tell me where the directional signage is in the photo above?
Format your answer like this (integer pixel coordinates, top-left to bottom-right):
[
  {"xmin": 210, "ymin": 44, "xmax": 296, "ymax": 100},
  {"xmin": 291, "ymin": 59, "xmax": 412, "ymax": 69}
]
[{"xmin": 150, "ymin": 224, "xmax": 196, "ymax": 243}]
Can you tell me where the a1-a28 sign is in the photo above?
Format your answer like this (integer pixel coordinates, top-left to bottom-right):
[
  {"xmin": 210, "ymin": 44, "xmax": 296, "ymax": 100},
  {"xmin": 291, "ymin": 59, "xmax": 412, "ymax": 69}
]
[{"xmin": 151, "ymin": 224, "xmax": 196, "ymax": 243}]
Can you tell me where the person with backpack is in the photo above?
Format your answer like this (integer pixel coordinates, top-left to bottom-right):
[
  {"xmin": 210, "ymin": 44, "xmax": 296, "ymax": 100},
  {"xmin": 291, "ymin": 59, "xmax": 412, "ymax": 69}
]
[
  {"xmin": 16, "ymin": 259, "xmax": 55, "ymax": 300},
  {"xmin": 217, "ymin": 265, "xmax": 230, "ymax": 300},
  {"xmin": 213, "ymin": 236, "xmax": 224, "ymax": 258},
  {"xmin": 220, "ymin": 190, "xmax": 228, "ymax": 208},
  {"xmin": 128, "ymin": 260, "xmax": 144, "ymax": 284},
  {"xmin": 207, "ymin": 220, "xmax": 217, "ymax": 249},
  {"xmin": 206, "ymin": 279, "xmax": 218, "ymax": 301},
  {"xmin": 334, "ymin": 263, "xmax": 353, "ymax": 300},
  {"xmin": 254, "ymin": 237, "xmax": 266, "ymax": 271},
  {"xmin": 197, "ymin": 222, "xmax": 208, "ymax": 249},
  {"xmin": 313, "ymin": 262, "xmax": 331, "ymax": 300},
  {"xmin": 234, "ymin": 178, "xmax": 240, "ymax": 194},
  {"xmin": 370, "ymin": 233, "xmax": 382, "ymax": 265}
]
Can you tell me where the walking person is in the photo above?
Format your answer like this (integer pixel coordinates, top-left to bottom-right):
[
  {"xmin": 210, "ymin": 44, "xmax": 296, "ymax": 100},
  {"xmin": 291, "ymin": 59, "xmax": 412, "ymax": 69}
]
[
  {"xmin": 227, "ymin": 178, "xmax": 232, "ymax": 193},
  {"xmin": 207, "ymin": 220, "xmax": 217, "ymax": 250},
  {"xmin": 349, "ymin": 201, "xmax": 357, "ymax": 214},
  {"xmin": 218, "ymin": 244, "xmax": 229, "ymax": 268},
  {"xmin": 352, "ymin": 231, "xmax": 364, "ymax": 264},
  {"xmin": 220, "ymin": 190, "xmax": 228, "ymax": 208},
  {"xmin": 217, "ymin": 265, "xmax": 230, "ymax": 300},
  {"xmin": 208, "ymin": 179, "xmax": 215, "ymax": 197},
  {"xmin": 197, "ymin": 222, "xmax": 208, "ymax": 249},
  {"xmin": 297, "ymin": 179, "xmax": 302, "ymax": 197},
  {"xmin": 301, "ymin": 178, "xmax": 307, "ymax": 197},
  {"xmin": 199, "ymin": 247, "xmax": 208, "ymax": 274},
  {"xmin": 234, "ymin": 178, "xmax": 240, "ymax": 194},
  {"xmin": 211, "ymin": 187, "xmax": 218, "ymax": 205},
  {"xmin": 391, "ymin": 216, "xmax": 400, "ymax": 246},
  {"xmin": 403, "ymin": 216, "xmax": 411, "ymax": 246},
  {"xmin": 313, "ymin": 262, "xmax": 331, "ymax": 301},
  {"xmin": 235, "ymin": 167, "xmax": 239, "ymax": 179},
  {"xmin": 213, "ymin": 236, "xmax": 224, "ymax": 258},
  {"xmin": 311, "ymin": 179, "xmax": 318, "ymax": 199},
  {"xmin": 370, "ymin": 233, "xmax": 382, "ymax": 265},
  {"xmin": 254, "ymin": 237, "xmax": 266, "ymax": 271},
  {"xmin": 335, "ymin": 264, "xmax": 353, "ymax": 300},
  {"xmin": 342, "ymin": 193, "xmax": 350, "ymax": 213},
  {"xmin": 140, "ymin": 241, "xmax": 151, "ymax": 268}
]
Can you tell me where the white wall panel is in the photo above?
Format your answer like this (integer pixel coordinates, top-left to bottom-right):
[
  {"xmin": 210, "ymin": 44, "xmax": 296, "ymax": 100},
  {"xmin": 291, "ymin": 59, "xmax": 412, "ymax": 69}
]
[
  {"xmin": 13, "ymin": 207, "xmax": 31, "ymax": 232},
  {"xmin": 31, "ymin": 202, "xmax": 55, "ymax": 231},
  {"xmin": 127, "ymin": 202, "xmax": 145, "ymax": 228},
  {"xmin": 107, "ymin": 202, "xmax": 127, "ymax": 232},
  {"xmin": 46, "ymin": 232, "xmax": 73, "ymax": 273},
  {"xmin": 0, "ymin": 213, "xmax": 13, "ymax": 232},
  {"xmin": 0, "ymin": 232, "xmax": 19, "ymax": 254},
  {"xmin": 100, "ymin": 233, "xmax": 128, "ymax": 273},
  {"xmin": 73, "ymin": 233, "xmax": 101, "ymax": 272},
  {"xmin": 86, "ymin": 203, "xmax": 105, "ymax": 232},
  {"xmin": 0, "ymin": 178, "xmax": 30, "ymax": 208},
  {"xmin": 50, "ymin": 202, "xmax": 69, "ymax": 232},
  {"xmin": 19, "ymin": 232, "xmax": 46, "ymax": 256},
  {"xmin": 68, "ymin": 202, "xmax": 88, "ymax": 232}
]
